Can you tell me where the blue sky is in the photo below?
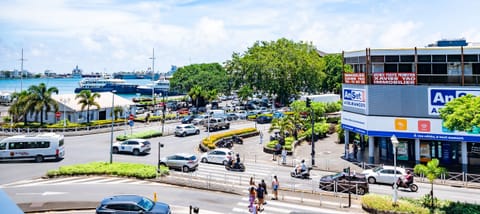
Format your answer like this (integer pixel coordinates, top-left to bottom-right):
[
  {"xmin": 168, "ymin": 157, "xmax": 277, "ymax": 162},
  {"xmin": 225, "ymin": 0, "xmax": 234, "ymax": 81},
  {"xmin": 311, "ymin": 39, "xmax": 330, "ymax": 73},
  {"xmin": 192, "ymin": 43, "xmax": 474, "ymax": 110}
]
[{"xmin": 1, "ymin": 0, "xmax": 479, "ymax": 74}]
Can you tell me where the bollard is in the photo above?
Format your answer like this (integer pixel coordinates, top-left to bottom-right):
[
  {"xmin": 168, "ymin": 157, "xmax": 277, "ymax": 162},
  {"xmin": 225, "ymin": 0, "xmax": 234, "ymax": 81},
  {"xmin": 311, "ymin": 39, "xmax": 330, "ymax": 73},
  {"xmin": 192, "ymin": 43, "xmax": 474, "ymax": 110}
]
[{"xmin": 153, "ymin": 192, "xmax": 157, "ymax": 202}]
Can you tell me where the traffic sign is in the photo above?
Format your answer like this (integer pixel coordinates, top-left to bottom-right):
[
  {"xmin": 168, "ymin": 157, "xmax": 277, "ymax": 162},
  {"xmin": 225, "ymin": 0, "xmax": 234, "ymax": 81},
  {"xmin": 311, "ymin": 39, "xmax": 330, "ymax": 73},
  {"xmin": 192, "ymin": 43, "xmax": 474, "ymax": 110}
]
[
  {"xmin": 129, "ymin": 114, "xmax": 134, "ymax": 120},
  {"xmin": 129, "ymin": 120, "xmax": 134, "ymax": 127},
  {"xmin": 55, "ymin": 112, "xmax": 61, "ymax": 118}
]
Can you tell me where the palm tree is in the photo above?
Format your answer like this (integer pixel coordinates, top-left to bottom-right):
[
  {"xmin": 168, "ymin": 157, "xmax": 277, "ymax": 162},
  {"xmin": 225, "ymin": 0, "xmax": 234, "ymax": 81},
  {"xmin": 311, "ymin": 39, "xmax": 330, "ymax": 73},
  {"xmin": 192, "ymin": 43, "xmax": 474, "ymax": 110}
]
[
  {"xmin": 9, "ymin": 90, "xmax": 31, "ymax": 125},
  {"xmin": 113, "ymin": 106, "xmax": 123, "ymax": 120},
  {"xmin": 269, "ymin": 116, "xmax": 295, "ymax": 143},
  {"xmin": 414, "ymin": 158, "xmax": 447, "ymax": 208},
  {"xmin": 188, "ymin": 85, "xmax": 203, "ymax": 107},
  {"xmin": 286, "ymin": 112, "xmax": 304, "ymax": 140},
  {"xmin": 205, "ymin": 89, "xmax": 218, "ymax": 104},
  {"xmin": 75, "ymin": 90, "xmax": 101, "ymax": 124},
  {"xmin": 27, "ymin": 83, "xmax": 59, "ymax": 126}
]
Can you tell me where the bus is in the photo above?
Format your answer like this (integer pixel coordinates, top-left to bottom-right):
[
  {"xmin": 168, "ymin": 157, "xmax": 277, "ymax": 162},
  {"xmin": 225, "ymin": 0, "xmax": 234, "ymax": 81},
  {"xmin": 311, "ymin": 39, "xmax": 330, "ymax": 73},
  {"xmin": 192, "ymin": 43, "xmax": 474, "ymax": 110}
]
[{"xmin": 0, "ymin": 133, "xmax": 65, "ymax": 162}]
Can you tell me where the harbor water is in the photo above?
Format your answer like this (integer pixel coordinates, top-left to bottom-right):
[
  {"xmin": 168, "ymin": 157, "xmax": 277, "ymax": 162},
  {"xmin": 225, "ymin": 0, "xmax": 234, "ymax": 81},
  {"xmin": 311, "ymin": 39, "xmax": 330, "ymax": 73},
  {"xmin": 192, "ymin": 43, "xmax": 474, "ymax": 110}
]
[{"xmin": 0, "ymin": 78, "xmax": 156, "ymax": 100}]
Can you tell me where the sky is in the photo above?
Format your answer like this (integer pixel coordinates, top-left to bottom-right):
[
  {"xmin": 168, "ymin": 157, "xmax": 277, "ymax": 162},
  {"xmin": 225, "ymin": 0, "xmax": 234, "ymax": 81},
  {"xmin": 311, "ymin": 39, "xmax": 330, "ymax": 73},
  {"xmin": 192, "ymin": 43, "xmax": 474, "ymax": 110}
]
[{"xmin": 1, "ymin": 0, "xmax": 480, "ymax": 74}]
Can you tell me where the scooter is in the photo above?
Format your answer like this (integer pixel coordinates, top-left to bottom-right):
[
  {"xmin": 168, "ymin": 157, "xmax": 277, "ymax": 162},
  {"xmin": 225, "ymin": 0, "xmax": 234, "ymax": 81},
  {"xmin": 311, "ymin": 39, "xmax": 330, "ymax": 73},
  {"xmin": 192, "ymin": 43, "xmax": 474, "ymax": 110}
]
[
  {"xmin": 231, "ymin": 135, "xmax": 243, "ymax": 144},
  {"xmin": 393, "ymin": 178, "xmax": 418, "ymax": 192},
  {"xmin": 216, "ymin": 138, "xmax": 233, "ymax": 149},
  {"xmin": 225, "ymin": 160, "xmax": 246, "ymax": 172},
  {"xmin": 290, "ymin": 167, "xmax": 311, "ymax": 179}
]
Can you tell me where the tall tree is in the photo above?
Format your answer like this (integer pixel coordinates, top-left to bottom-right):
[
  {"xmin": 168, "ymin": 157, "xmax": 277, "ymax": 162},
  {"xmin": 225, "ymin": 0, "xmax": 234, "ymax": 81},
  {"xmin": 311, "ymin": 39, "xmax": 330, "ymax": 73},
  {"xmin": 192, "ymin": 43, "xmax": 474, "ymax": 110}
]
[
  {"xmin": 27, "ymin": 83, "xmax": 59, "ymax": 126},
  {"xmin": 236, "ymin": 85, "xmax": 253, "ymax": 109},
  {"xmin": 75, "ymin": 90, "xmax": 101, "ymax": 124},
  {"xmin": 269, "ymin": 116, "xmax": 295, "ymax": 141},
  {"xmin": 8, "ymin": 90, "xmax": 31, "ymax": 125},
  {"xmin": 225, "ymin": 38, "xmax": 326, "ymax": 106},
  {"xmin": 439, "ymin": 94, "xmax": 480, "ymax": 132},
  {"xmin": 322, "ymin": 54, "xmax": 350, "ymax": 94},
  {"xmin": 170, "ymin": 63, "xmax": 228, "ymax": 95},
  {"xmin": 414, "ymin": 158, "xmax": 447, "ymax": 208},
  {"xmin": 188, "ymin": 85, "xmax": 204, "ymax": 108}
]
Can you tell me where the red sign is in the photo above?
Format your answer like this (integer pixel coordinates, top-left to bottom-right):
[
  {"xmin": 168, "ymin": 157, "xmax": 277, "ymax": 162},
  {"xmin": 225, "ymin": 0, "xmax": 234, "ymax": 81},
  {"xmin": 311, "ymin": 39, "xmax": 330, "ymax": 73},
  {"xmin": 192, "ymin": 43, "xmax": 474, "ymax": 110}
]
[
  {"xmin": 418, "ymin": 120, "xmax": 431, "ymax": 132},
  {"xmin": 129, "ymin": 114, "xmax": 134, "ymax": 120},
  {"xmin": 55, "ymin": 112, "xmax": 61, "ymax": 118},
  {"xmin": 344, "ymin": 73, "xmax": 366, "ymax": 84},
  {"xmin": 373, "ymin": 73, "xmax": 416, "ymax": 85}
]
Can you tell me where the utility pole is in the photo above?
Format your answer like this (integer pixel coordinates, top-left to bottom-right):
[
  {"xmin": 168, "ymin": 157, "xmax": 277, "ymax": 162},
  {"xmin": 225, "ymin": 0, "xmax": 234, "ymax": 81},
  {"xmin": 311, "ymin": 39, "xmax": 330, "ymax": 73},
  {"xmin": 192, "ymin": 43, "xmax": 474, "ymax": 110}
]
[
  {"xmin": 306, "ymin": 98, "xmax": 315, "ymax": 166},
  {"xmin": 150, "ymin": 48, "xmax": 156, "ymax": 108},
  {"xmin": 19, "ymin": 48, "xmax": 27, "ymax": 91}
]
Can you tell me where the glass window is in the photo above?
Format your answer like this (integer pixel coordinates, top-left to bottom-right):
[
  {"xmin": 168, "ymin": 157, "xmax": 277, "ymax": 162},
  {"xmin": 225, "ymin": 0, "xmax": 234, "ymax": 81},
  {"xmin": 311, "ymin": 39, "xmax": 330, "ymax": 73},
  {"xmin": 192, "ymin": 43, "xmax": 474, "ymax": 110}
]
[
  {"xmin": 417, "ymin": 64, "xmax": 431, "ymax": 74},
  {"xmin": 447, "ymin": 55, "xmax": 461, "ymax": 62},
  {"xmin": 399, "ymin": 64, "xmax": 413, "ymax": 72},
  {"xmin": 385, "ymin": 55, "xmax": 400, "ymax": 62},
  {"xmin": 400, "ymin": 55, "xmax": 415, "ymax": 62},
  {"xmin": 432, "ymin": 64, "xmax": 447, "ymax": 74},
  {"xmin": 0, "ymin": 143, "xmax": 6, "ymax": 150},
  {"xmin": 464, "ymin": 54, "xmax": 478, "ymax": 62},
  {"xmin": 384, "ymin": 64, "xmax": 397, "ymax": 72},
  {"xmin": 418, "ymin": 55, "xmax": 431, "ymax": 62},
  {"xmin": 371, "ymin": 56, "xmax": 384, "ymax": 63},
  {"xmin": 59, "ymin": 139, "xmax": 64, "ymax": 147},
  {"xmin": 432, "ymin": 55, "xmax": 446, "ymax": 62}
]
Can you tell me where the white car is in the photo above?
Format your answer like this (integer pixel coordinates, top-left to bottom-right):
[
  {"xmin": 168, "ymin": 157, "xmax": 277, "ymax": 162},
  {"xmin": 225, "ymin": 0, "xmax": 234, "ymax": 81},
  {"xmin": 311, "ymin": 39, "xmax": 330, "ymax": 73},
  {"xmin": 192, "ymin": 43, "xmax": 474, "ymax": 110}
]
[
  {"xmin": 192, "ymin": 115, "xmax": 210, "ymax": 125},
  {"xmin": 200, "ymin": 148, "xmax": 234, "ymax": 165},
  {"xmin": 112, "ymin": 139, "xmax": 151, "ymax": 156},
  {"xmin": 361, "ymin": 166, "xmax": 406, "ymax": 184},
  {"xmin": 174, "ymin": 124, "xmax": 200, "ymax": 137}
]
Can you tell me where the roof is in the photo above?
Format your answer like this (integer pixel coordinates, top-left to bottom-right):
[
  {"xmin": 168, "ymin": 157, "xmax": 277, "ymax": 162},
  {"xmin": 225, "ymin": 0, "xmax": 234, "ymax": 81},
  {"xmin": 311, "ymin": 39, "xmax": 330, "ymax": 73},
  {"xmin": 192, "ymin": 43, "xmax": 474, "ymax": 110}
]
[{"xmin": 52, "ymin": 92, "xmax": 135, "ymax": 111}]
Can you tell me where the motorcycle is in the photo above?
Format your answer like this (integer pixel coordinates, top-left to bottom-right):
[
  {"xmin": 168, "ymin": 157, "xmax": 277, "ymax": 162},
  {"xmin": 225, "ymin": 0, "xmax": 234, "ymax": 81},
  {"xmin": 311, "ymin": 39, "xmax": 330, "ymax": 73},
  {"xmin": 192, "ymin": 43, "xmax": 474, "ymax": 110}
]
[
  {"xmin": 231, "ymin": 135, "xmax": 243, "ymax": 144},
  {"xmin": 225, "ymin": 159, "xmax": 246, "ymax": 172},
  {"xmin": 216, "ymin": 138, "xmax": 233, "ymax": 149},
  {"xmin": 290, "ymin": 166, "xmax": 312, "ymax": 179},
  {"xmin": 393, "ymin": 177, "xmax": 418, "ymax": 192}
]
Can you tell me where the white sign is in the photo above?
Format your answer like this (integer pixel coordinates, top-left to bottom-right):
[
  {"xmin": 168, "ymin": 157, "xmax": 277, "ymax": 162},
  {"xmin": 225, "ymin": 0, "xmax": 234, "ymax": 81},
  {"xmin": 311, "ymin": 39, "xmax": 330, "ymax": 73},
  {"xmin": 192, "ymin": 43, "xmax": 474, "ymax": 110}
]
[
  {"xmin": 343, "ymin": 88, "xmax": 367, "ymax": 110},
  {"xmin": 428, "ymin": 88, "xmax": 480, "ymax": 115}
]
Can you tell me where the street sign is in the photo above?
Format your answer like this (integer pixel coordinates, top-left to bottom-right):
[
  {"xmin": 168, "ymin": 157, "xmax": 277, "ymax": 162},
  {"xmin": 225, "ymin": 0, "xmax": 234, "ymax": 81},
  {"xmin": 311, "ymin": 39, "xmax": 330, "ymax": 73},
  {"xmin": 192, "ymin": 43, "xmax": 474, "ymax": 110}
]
[
  {"xmin": 129, "ymin": 120, "xmax": 134, "ymax": 127},
  {"xmin": 55, "ymin": 112, "xmax": 61, "ymax": 119},
  {"xmin": 129, "ymin": 114, "xmax": 134, "ymax": 120}
]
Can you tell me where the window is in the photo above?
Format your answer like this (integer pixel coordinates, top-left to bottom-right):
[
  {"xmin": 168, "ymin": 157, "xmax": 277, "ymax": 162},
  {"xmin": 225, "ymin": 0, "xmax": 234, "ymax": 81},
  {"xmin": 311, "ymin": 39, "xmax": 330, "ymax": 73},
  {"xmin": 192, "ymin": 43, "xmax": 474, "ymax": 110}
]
[
  {"xmin": 0, "ymin": 143, "xmax": 6, "ymax": 150},
  {"xmin": 384, "ymin": 64, "xmax": 397, "ymax": 72},
  {"xmin": 418, "ymin": 55, "xmax": 431, "ymax": 62},
  {"xmin": 371, "ymin": 56, "xmax": 384, "ymax": 63},
  {"xmin": 59, "ymin": 139, "xmax": 64, "ymax": 147},
  {"xmin": 432, "ymin": 64, "xmax": 447, "ymax": 74},
  {"xmin": 385, "ymin": 55, "xmax": 400, "ymax": 62},
  {"xmin": 432, "ymin": 55, "xmax": 446, "ymax": 62},
  {"xmin": 464, "ymin": 55, "xmax": 478, "ymax": 62},
  {"xmin": 447, "ymin": 55, "xmax": 461, "ymax": 62},
  {"xmin": 400, "ymin": 55, "xmax": 415, "ymax": 62},
  {"xmin": 417, "ymin": 64, "xmax": 431, "ymax": 74},
  {"xmin": 399, "ymin": 64, "xmax": 413, "ymax": 72}
]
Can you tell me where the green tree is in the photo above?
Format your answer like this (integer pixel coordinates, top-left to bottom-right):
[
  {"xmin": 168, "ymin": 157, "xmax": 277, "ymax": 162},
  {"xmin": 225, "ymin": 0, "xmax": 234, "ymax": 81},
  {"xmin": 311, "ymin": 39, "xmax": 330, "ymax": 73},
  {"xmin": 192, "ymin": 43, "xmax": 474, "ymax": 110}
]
[
  {"xmin": 236, "ymin": 85, "xmax": 253, "ymax": 109},
  {"xmin": 188, "ymin": 85, "xmax": 204, "ymax": 108},
  {"xmin": 439, "ymin": 94, "xmax": 480, "ymax": 132},
  {"xmin": 225, "ymin": 38, "xmax": 325, "ymax": 106},
  {"xmin": 322, "ymin": 54, "xmax": 352, "ymax": 94},
  {"xmin": 27, "ymin": 83, "xmax": 59, "ymax": 126},
  {"xmin": 269, "ymin": 116, "xmax": 295, "ymax": 141},
  {"xmin": 170, "ymin": 63, "xmax": 228, "ymax": 96},
  {"xmin": 75, "ymin": 90, "xmax": 101, "ymax": 124},
  {"xmin": 9, "ymin": 90, "xmax": 32, "ymax": 125},
  {"xmin": 414, "ymin": 158, "xmax": 447, "ymax": 208},
  {"xmin": 112, "ymin": 106, "xmax": 123, "ymax": 120}
]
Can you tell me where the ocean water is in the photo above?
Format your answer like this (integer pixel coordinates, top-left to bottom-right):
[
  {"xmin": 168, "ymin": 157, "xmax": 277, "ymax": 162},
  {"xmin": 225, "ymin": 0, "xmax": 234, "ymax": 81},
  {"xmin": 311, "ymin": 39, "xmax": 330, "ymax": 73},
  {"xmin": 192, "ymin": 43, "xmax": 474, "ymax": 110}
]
[{"xmin": 0, "ymin": 78, "xmax": 155, "ymax": 100}]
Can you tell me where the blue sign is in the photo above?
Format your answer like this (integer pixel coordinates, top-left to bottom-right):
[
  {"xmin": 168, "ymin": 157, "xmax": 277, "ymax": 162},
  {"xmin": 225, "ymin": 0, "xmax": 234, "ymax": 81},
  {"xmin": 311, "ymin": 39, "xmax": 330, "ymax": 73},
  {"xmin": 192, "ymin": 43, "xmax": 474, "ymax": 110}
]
[
  {"xmin": 343, "ymin": 88, "xmax": 366, "ymax": 110},
  {"xmin": 129, "ymin": 120, "xmax": 134, "ymax": 127},
  {"xmin": 428, "ymin": 88, "xmax": 480, "ymax": 115}
]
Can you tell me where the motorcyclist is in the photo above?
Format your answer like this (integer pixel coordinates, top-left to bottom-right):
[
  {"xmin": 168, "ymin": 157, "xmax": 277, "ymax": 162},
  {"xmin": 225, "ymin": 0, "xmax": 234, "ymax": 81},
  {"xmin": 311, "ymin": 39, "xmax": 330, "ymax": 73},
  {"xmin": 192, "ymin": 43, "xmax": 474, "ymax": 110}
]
[
  {"xmin": 234, "ymin": 153, "xmax": 241, "ymax": 169},
  {"xmin": 296, "ymin": 160, "xmax": 307, "ymax": 174},
  {"xmin": 397, "ymin": 170, "xmax": 414, "ymax": 187}
]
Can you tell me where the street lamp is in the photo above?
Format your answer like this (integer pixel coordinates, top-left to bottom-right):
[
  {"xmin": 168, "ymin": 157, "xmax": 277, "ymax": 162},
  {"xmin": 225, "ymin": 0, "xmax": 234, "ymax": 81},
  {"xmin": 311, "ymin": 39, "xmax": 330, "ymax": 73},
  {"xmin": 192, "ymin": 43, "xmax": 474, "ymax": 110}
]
[
  {"xmin": 391, "ymin": 134, "xmax": 400, "ymax": 205},
  {"xmin": 60, "ymin": 97, "xmax": 70, "ymax": 128},
  {"xmin": 161, "ymin": 93, "xmax": 166, "ymax": 135},
  {"xmin": 109, "ymin": 90, "xmax": 117, "ymax": 164}
]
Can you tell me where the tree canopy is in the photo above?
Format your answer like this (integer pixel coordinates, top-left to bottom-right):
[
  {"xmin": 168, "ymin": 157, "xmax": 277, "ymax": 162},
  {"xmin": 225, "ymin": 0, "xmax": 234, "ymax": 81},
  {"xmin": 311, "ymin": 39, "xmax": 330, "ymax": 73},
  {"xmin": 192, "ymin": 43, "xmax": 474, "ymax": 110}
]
[
  {"xmin": 225, "ymin": 38, "xmax": 326, "ymax": 105},
  {"xmin": 439, "ymin": 94, "xmax": 480, "ymax": 132},
  {"xmin": 169, "ymin": 63, "xmax": 229, "ymax": 95}
]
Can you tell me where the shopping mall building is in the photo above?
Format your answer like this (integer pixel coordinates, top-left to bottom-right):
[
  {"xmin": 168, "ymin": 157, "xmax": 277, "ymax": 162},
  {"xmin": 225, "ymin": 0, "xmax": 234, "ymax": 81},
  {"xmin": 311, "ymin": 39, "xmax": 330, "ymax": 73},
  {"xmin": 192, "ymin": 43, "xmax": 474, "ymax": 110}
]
[{"xmin": 341, "ymin": 40, "xmax": 480, "ymax": 173}]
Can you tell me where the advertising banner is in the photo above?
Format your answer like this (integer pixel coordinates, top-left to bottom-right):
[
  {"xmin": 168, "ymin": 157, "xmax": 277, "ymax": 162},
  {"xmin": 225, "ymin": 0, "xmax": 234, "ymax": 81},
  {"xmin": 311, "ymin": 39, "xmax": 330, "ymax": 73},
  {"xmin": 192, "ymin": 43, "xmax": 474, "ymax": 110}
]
[
  {"xmin": 428, "ymin": 88, "xmax": 480, "ymax": 115},
  {"xmin": 343, "ymin": 88, "xmax": 367, "ymax": 110},
  {"xmin": 373, "ymin": 73, "xmax": 416, "ymax": 85},
  {"xmin": 397, "ymin": 142, "xmax": 408, "ymax": 161},
  {"xmin": 344, "ymin": 73, "xmax": 366, "ymax": 84}
]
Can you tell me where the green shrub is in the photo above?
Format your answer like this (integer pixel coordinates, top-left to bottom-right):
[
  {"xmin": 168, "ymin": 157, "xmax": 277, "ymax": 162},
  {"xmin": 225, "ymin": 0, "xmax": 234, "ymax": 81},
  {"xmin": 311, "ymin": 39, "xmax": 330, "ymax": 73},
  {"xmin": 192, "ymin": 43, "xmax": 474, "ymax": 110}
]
[
  {"xmin": 361, "ymin": 194, "xmax": 429, "ymax": 214},
  {"xmin": 116, "ymin": 130, "xmax": 162, "ymax": 141},
  {"xmin": 46, "ymin": 162, "xmax": 166, "ymax": 179}
]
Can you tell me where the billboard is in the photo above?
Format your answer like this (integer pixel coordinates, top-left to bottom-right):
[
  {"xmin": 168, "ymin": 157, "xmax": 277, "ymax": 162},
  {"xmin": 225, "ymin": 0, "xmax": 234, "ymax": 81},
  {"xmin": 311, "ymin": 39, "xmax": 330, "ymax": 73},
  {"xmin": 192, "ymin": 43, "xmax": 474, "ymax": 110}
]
[
  {"xmin": 343, "ymin": 88, "xmax": 367, "ymax": 110},
  {"xmin": 428, "ymin": 88, "xmax": 480, "ymax": 115}
]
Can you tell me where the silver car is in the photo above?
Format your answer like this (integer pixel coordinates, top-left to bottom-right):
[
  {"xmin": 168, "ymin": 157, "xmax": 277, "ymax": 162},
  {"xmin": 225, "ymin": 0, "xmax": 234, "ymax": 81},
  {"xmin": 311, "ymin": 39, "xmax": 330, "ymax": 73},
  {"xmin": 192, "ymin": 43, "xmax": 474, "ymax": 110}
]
[
  {"xmin": 174, "ymin": 124, "xmax": 200, "ymax": 137},
  {"xmin": 200, "ymin": 148, "xmax": 233, "ymax": 165},
  {"xmin": 159, "ymin": 153, "xmax": 199, "ymax": 172},
  {"xmin": 112, "ymin": 139, "xmax": 151, "ymax": 156}
]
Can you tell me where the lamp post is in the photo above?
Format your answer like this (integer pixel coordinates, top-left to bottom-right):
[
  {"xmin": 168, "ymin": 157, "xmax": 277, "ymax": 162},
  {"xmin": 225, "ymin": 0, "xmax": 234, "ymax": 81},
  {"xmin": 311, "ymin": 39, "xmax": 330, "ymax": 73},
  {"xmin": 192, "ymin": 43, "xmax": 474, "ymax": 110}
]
[
  {"xmin": 391, "ymin": 134, "xmax": 399, "ymax": 205},
  {"xmin": 60, "ymin": 97, "xmax": 70, "ymax": 128},
  {"xmin": 157, "ymin": 142, "xmax": 164, "ymax": 174},
  {"xmin": 161, "ymin": 92, "xmax": 166, "ymax": 135},
  {"xmin": 109, "ymin": 90, "xmax": 116, "ymax": 164}
]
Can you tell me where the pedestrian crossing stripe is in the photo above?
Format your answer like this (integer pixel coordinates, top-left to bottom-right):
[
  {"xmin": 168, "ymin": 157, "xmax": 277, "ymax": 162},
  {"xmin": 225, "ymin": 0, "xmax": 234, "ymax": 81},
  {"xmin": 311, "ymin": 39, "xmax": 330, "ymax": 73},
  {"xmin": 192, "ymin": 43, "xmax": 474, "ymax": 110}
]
[
  {"xmin": 1, "ymin": 176, "xmax": 165, "ymax": 188},
  {"xmin": 233, "ymin": 197, "xmax": 350, "ymax": 214}
]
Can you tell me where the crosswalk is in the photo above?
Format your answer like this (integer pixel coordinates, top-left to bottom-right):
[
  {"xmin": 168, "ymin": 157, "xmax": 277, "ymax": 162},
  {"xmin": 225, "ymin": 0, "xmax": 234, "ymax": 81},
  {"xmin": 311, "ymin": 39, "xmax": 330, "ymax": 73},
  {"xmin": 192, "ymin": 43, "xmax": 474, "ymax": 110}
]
[
  {"xmin": 0, "ymin": 176, "xmax": 165, "ymax": 188},
  {"xmin": 231, "ymin": 195, "xmax": 355, "ymax": 214}
]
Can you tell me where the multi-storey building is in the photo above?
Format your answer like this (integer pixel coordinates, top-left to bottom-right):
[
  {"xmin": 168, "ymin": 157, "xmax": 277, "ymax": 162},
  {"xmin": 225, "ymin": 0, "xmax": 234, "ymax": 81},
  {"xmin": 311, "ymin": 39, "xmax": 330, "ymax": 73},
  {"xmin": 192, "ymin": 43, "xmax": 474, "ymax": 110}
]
[{"xmin": 341, "ymin": 40, "xmax": 480, "ymax": 173}]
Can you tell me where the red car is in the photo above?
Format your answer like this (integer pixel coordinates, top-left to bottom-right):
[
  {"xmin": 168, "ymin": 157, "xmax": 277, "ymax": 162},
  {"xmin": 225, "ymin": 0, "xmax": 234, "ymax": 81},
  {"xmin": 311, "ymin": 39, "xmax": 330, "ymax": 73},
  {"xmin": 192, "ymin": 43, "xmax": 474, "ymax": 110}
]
[{"xmin": 177, "ymin": 108, "xmax": 189, "ymax": 115}]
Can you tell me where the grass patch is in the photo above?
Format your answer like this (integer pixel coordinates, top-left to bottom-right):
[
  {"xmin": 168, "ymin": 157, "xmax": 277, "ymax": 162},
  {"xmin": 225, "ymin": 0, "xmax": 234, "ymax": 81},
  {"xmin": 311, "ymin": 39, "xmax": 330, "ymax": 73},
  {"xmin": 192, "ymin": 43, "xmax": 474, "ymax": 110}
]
[
  {"xmin": 116, "ymin": 130, "xmax": 162, "ymax": 141},
  {"xmin": 46, "ymin": 162, "xmax": 168, "ymax": 179},
  {"xmin": 361, "ymin": 194, "xmax": 429, "ymax": 214}
]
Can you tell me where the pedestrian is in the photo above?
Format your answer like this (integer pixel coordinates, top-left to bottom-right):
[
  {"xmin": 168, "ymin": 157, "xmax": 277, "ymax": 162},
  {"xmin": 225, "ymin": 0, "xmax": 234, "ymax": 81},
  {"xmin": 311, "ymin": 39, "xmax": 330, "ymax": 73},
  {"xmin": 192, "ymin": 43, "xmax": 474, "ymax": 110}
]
[
  {"xmin": 248, "ymin": 186, "xmax": 256, "ymax": 211},
  {"xmin": 281, "ymin": 147, "xmax": 287, "ymax": 165},
  {"xmin": 271, "ymin": 175, "xmax": 279, "ymax": 200},
  {"xmin": 259, "ymin": 132, "xmax": 263, "ymax": 144},
  {"xmin": 260, "ymin": 179, "xmax": 268, "ymax": 204},
  {"xmin": 256, "ymin": 183, "xmax": 265, "ymax": 212},
  {"xmin": 145, "ymin": 112, "xmax": 150, "ymax": 125},
  {"xmin": 353, "ymin": 143, "xmax": 358, "ymax": 159},
  {"xmin": 273, "ymin": 141, "xmax": 281, "ymax": 161},
  {"xmin": 249, "ymin": 177, "xmax": 256, "ymax": 187}
]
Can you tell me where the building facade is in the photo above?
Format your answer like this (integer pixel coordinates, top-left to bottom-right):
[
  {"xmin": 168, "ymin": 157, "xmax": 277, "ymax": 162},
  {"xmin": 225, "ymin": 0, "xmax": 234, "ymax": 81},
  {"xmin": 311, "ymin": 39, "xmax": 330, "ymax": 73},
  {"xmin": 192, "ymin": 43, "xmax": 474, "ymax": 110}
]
[{"xmin": 341, "ymin": 45, "xmax": 480, "ymax": 173}]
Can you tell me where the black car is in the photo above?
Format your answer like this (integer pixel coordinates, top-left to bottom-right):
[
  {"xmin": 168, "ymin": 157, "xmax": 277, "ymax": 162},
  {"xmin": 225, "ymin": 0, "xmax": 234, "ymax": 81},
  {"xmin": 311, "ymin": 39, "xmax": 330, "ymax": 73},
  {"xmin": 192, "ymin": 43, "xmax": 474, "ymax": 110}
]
[
  {"xmin": 181, "ymin": 115, "xmax": 196, "ymax": 124},
  {"xmin": 319, "ymin": 172, "xmax": 369, "ymax": 195},
  {"xmin": 96, "ymin": 195, "xmax": 171, "ymax": 214},
  {"xmin": 256, "ymin": 115, "xmax": 273, "ymax": 124}
]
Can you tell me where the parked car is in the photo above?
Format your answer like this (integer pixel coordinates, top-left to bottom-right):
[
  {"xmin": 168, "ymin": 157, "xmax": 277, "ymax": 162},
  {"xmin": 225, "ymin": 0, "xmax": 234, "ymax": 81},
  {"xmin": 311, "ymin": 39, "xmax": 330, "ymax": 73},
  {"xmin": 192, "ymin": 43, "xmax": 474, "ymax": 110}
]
[
  {"xmin": 96, "ymin": 194, "xmax": 171, "ymax": 214},
  {"xmin": 159, "ymin": 153, "xmax": 199, "ymax": 172},
  {"xmin": 177, "ymin": 108, "xmax": 189, "ymax": 115},
  {"xmin": 361, "ymin": 166, "xmax": 406, "ymax": 184},
  {"xmin": 319, "ymin": 172, "xmax": 369, "ymax": 195},
  {"xmin": 204, "ymin": 117, "xmax": 230, "ymax": 131},
  {"xmin": 112, "ymin": 139, "xmax": 151, "ymax": 156},
  {"xmin": 181, "ymin": 115, "xmax": 196, "ymax": 124},
  {"xmin": 136, "ymin": 106, "xmax": 146, "ymax": 114},
  {"xmin": 226, "ymin": 113, "xmax": 239, "ymax": 121},
  {"xmin": 174, "ymin": 124, "xmax": 200, "ymax": 137},
  {"xmin": 234, "ymin": 110, "xmax": 247, "ymax": 119},
  {"xmin": 200, "ymin": 148, "xmax": 233, "ymax": 165},
  {"xmin": 192, "ymin": 114, "xmax": 210, "ymax": 125},
  {"xmin": 256, "ymin": 115, "xmax": 273, "ymax": 124}
]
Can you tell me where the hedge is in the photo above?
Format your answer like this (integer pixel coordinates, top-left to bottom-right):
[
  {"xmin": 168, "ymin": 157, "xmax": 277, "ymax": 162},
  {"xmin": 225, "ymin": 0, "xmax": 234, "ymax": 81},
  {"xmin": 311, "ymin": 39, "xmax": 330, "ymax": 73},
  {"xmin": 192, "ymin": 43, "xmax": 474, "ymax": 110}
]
[
  {"xmin": 116, "ymin": 130, "xmax": 162, "ymax": 141},
  {"xmin": 46, "ymin": 162, "xmax": 167, "ymax": 179},
  {"xmin": 201, "ymin": 127, "xmax": 258, "ymax": 149}
]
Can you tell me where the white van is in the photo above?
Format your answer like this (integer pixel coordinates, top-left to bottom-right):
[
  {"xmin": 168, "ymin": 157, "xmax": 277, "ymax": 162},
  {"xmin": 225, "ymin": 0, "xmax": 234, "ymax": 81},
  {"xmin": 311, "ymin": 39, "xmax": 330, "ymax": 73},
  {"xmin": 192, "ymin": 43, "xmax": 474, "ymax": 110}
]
[{"xmin": 0, "ymin": 133, "xmax": 65, "ymax": 162}]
